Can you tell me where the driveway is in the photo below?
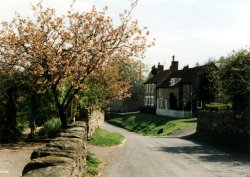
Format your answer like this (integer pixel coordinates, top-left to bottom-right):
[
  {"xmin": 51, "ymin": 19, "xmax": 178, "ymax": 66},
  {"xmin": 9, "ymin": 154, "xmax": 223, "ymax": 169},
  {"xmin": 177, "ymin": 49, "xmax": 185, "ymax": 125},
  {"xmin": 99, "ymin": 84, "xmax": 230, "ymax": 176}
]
[{"xmin": 101, "ymin": 123, "xmax": 250, "ymax": 177}]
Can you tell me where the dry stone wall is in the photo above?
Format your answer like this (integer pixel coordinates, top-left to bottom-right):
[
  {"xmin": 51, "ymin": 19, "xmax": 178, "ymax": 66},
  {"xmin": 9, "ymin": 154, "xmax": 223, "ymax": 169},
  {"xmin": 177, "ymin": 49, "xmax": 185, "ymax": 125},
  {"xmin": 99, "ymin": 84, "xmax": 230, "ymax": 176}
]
[
  {"xmin": 197, "ymin": 110, "xmax": 250, "ymax": 135},
  {"xmin": 22, "ymin": 121, "xmax": 87, "ymax": 177},
  {"xmin": 88, "ymin": 109, "xmax": 104, "ymax": 138},
  {"xmin": 197, "ymin": 110, "xmax": 250, "ymax": 153}
]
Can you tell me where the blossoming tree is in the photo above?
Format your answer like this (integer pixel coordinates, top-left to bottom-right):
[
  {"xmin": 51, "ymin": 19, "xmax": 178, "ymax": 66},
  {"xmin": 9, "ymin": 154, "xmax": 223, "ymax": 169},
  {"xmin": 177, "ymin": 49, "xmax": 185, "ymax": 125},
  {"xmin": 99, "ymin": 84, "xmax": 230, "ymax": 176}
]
[{"xmin": 0, "ymin": 1, "xmax": 153, "ymax": 128}]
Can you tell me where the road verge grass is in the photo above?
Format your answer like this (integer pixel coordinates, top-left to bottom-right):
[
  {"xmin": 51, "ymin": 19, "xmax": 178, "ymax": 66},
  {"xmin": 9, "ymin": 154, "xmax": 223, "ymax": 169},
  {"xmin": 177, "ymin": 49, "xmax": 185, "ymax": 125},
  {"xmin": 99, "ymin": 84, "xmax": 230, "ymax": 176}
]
[
  {"xmin": 86, "ymin": 151, "xmax": 100, "ymax": 177},
  {"xmin": 88, "ymin": 128, "xmax": 125, "ymax": 146},
  {"xmin": 107, "ymin": 113, "xmax": 197, "ymax": 136},
  {"xmin": 87, "ymin": 128, "xmax": 125, "ymax": 176}
]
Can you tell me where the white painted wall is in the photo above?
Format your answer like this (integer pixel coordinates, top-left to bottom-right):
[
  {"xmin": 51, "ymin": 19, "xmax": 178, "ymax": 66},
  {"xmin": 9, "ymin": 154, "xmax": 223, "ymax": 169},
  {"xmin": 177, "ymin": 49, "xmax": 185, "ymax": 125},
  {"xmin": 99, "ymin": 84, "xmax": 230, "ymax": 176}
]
[{"xmin": 156, "ymin": 108, "xmax": 192, "ymax": 118}]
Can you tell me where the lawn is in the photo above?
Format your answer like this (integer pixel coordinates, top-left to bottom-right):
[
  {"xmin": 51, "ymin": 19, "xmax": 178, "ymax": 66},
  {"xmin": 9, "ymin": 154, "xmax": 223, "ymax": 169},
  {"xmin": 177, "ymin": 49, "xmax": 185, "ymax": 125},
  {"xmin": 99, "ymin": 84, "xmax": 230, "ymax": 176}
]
[{"xmin": 107, "ymin": 113, "xmax": 197, "ymax": 136}]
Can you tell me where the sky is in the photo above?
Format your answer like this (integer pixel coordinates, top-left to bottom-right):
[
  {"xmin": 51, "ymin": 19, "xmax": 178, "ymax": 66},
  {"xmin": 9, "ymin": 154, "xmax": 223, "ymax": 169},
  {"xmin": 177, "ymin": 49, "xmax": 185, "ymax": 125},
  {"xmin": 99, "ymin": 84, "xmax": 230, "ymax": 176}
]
[{"xmin": 0, "ymin": 0, "xmax": 250, "ymax": 69}]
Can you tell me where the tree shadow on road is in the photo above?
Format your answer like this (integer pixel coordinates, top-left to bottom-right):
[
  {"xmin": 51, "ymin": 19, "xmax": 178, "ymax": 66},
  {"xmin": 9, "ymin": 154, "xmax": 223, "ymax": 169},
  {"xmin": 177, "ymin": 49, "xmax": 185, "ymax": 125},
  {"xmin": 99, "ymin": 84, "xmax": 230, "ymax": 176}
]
[
  {"xmin": 0, "ymin": 141, "xmax": 45, "ymax": 151},
  {"xmin": 156, "ymin": 142, "xmax": 250, "ymax": 165}
]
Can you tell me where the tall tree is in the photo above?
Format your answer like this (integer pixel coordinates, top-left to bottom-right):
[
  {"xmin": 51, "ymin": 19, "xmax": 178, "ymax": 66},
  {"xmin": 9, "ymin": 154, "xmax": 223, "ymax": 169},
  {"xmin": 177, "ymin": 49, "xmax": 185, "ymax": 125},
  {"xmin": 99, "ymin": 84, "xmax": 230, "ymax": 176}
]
[
  {"xmin": 0, "ymin": 1, "xmax": 152, "ymax": 128},
  {"xmin": 218, "ymin": 49, "xmax": 250, "ymax": 110}
]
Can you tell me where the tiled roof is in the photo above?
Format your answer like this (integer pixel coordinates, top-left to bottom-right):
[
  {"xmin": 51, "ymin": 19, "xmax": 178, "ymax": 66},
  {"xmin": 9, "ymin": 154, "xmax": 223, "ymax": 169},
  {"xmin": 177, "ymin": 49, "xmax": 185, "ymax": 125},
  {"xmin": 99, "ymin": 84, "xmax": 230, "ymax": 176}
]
[
  {"xmin": 144, "ymin": 70, "xmax": 172, "ymax": 85},
  {"xmin": 158, "ymin": 66, "xmax": 204, "ymax": 88}
]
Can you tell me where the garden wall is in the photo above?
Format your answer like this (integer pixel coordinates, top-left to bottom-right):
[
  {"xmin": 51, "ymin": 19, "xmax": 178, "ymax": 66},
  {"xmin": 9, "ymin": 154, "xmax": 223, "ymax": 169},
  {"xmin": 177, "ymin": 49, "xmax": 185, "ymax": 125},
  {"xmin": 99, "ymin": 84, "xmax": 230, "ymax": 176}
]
[
  {"xmin": 88, "ymin": 109, "xmax": 104, "ymax": 138},
  {"xmin": 21, "ymin": 121, "xmax": 87, "ymax": 177},
  {"xmin": 156, "ymin": 108, "xmax": 192, "ymax": 118},
  {"xmin": 197, "ymin": 110, "xmax": 250, "ymax": 153}
]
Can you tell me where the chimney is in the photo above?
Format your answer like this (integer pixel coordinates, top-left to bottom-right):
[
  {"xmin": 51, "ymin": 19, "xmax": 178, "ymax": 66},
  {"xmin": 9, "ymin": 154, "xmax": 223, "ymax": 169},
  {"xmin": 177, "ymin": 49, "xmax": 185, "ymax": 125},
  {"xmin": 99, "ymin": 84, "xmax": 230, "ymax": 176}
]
[
  {"xmin": 170, "ymin": 55, "xmax": 178, "ymax": 71},
  {"xmin": 157, "ymin": 62, "xmax": 164, "ymax": 72}
]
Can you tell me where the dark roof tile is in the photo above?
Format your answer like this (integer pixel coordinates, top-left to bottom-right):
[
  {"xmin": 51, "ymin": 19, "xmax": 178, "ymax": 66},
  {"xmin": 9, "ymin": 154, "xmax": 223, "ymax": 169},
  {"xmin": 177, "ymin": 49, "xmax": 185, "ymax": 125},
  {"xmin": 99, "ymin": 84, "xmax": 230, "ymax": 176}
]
[
  {"xmin": 145, "ymin": 70, "xmax": 172, "ymax": 84},
  {"xmin": 158, "ymin": 66, "xmax": 204, "ymax": 88}
]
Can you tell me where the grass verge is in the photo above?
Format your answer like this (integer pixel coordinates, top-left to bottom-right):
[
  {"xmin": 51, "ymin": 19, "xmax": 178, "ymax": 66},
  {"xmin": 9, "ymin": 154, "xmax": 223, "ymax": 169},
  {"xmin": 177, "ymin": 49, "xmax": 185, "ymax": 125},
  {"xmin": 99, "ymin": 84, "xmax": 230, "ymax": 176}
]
[
  {"xmin": 86, "ymin": 151, "xmax": 100, "ymax": 177},
  {"xmin": 88, "ymin": 128, "xmax": 125, "ymax": 146},
  {"xmin": 87, "ymin": 128, "xmax": 125, "ymax": 176},
  {"xmin": 107, "ymin": 113, "xmax": 197, "ymax": 136}
]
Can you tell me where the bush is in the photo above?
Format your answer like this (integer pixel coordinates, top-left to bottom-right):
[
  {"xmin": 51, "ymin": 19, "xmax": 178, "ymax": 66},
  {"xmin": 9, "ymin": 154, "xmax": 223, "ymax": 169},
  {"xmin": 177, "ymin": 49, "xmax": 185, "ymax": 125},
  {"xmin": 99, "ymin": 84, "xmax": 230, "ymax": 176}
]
[
  {"xmin": 205, "ymin": 102, "xmax": 232, "ymax": 111},
  {"xmin": 0, "ymin": 127, "xmax": 22, "ymax": 143},
  {"xmin": 38, "ymin": 118, "xmax": 61, "ymax": 138}
]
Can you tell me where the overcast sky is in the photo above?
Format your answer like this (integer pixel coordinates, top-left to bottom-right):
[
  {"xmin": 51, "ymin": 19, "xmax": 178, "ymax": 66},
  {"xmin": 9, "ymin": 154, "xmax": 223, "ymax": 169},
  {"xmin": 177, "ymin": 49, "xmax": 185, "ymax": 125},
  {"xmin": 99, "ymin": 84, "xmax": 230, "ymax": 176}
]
[{"xmin": 0, "ymin": 0, "xmax": 250, "ymax": 69}]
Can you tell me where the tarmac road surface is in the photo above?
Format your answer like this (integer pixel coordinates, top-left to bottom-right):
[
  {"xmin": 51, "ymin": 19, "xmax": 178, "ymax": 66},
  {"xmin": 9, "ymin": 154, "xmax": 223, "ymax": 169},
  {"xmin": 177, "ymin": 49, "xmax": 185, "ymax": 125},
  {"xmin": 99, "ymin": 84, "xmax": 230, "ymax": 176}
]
[{"xmin": 101, "ymin": 123, "xmax": 250, "ymax": 177}]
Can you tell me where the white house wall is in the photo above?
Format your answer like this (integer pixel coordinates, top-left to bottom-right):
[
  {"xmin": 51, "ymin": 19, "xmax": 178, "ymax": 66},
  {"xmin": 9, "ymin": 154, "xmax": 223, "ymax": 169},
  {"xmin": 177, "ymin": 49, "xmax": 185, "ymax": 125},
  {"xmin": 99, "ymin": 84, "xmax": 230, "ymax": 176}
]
[{"xmin": 156, "ymin": 108, "xmax": 192, "ymax": 118}]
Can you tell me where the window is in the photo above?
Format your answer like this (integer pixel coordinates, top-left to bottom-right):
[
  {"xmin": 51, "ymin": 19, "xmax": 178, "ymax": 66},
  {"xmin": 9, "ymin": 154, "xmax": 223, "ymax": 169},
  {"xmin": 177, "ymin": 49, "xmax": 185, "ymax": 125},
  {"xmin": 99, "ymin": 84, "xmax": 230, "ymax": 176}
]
[
  {"xmin": 197, "ymin": 101, "xmax": 202, "ymax": 109},
  {"xmin": 148, "ymin": 84, "xmax": 155, "ymax": 93},
  {"xmin": 170, "ymin": 78, "xmax": 181, "ymax": 86},
  {"xmin": 150, "ymin": 96, "xmax": 154, "ymax": 106},
  {"xmin": 145, "ymin": 96, "xmax": 151, "ymax": 106}
]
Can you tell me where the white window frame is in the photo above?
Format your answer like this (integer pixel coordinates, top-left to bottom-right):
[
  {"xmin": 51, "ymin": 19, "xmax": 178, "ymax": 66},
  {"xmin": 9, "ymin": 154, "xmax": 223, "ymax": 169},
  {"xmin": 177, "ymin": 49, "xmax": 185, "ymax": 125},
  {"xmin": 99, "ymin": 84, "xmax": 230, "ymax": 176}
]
[
  {"xmin": 197, "ymin": 101, "xmax": 202, "ymax": 109},
  {"xmin": 150, "ymin": 96, "xmax": 154, "ymax": 106}
]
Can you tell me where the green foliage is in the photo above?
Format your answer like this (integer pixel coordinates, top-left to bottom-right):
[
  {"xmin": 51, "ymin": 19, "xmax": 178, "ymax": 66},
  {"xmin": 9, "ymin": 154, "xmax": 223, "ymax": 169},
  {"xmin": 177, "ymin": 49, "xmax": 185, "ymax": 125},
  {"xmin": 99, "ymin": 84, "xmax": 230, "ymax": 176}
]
[
  {"xmin": 150, "ymin": 65, "xmax": 158, "ymax": 75},
  {"xmin": 89, "ymin": 128, "xmax": 125, "ymax": 146},
  {"xmin": 197, "ymin": 63, "xmax": 218, "ymax": 103},
  {"xmin": 205, "ymin": 102, "xmax": 232, "ymax": 111},
  {"xmin": 0, "ymin": 127, "xmax": 22, "ymax": 143},
  {"xmin": 108, "ymin": 113, "xmax": 197, "ymax": 136},
  {"xmin": 78, "ymin": 84, "xmax": 108, "ymax": 108},
  {"xmin": 218, "ymin": 49, "xmax": 250, "ymax": 109},
  {"xmin": 121, "ymin": 60, "xmax": 146, "ymax": 85},
  {"xmin": 86, "ymin": 151, "xmax": 100, "ymax": 177},
  {"xmin": 38, "ymin": 118, "xmax": 61, "ymax": 138}
]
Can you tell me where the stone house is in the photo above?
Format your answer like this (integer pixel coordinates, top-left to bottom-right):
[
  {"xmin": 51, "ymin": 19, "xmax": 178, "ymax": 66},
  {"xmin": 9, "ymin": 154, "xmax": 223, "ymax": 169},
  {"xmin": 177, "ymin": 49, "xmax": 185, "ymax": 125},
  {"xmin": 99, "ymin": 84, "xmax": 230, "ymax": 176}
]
[
  {"xmin": 143, "ymin": 56, "xmax": 178, "ymax": 112},
  {"xmin": 143, "ymin": 56, "xmax": 216, "ymax": 117}
]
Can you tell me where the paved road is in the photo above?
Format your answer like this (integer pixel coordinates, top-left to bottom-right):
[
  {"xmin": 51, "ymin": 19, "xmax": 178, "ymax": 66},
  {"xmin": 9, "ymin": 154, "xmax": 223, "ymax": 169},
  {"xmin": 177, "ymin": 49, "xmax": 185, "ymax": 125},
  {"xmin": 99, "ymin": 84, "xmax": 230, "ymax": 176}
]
[{"xmin": 101, "ymin": 123, "xmax": 250, "ymax": 177}]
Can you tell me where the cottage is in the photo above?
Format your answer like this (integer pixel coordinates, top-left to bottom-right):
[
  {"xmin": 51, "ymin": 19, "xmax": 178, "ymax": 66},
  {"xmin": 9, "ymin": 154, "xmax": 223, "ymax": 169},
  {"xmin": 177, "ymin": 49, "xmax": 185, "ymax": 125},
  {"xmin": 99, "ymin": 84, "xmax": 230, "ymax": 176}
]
[
  {"xmin": 143, "ymin": 56, "xmax": 216, "ymax": 117},
  {"xmin": 143, "ymin": 56, "xmax": 178, "ymax": 113}
]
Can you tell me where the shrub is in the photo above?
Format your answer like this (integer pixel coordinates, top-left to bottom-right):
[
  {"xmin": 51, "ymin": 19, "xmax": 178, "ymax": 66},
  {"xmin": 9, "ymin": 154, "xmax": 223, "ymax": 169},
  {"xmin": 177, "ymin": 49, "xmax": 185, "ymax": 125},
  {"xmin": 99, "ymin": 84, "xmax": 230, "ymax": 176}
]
[
  {"xmin": 205, "ymin": 102, "xmax": 232, "ymax": 111},
  {"xmin": 0, "ymin": 127, "xmax": 22, "ymax": 143},
  {"xmin": 38, "ymin": 118, "xmax": 61, "ymax": 138}
]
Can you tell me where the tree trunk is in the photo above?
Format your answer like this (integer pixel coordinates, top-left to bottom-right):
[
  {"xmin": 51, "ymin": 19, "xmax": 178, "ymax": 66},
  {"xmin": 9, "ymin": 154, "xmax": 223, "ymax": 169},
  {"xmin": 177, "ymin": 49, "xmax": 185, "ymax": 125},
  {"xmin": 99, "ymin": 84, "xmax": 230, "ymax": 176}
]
[
  {"xmin": 30, "ymin": 94, "xmax": 36, "ymax": 139},
  {"xmin": 59, "ymin": 108, "xmax": 67, "ymax": 129},
  {"xmin": 6, "ymin": 88, "xmax": 17, "ymax": 129}
]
